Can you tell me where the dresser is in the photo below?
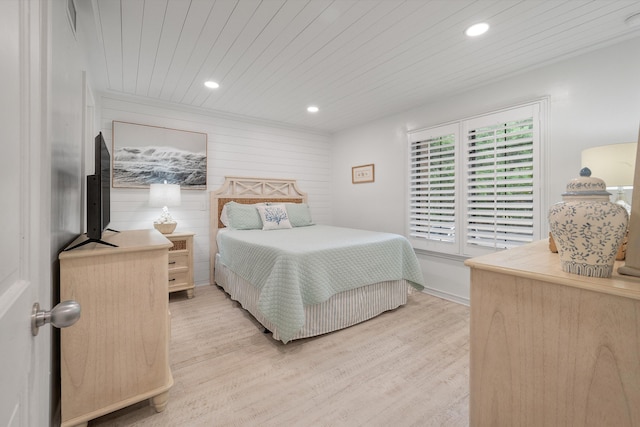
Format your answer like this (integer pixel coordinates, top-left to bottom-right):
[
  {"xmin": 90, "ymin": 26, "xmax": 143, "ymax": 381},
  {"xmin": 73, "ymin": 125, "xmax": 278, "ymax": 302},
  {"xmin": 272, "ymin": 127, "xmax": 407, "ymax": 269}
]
[
  {"xmin": 59, "ymin": 229, "xmax": 174, "ymax": 427},
  {"xmin": 465, "ymin": 240, "xmax": 640, "ymax": 427},
  {"xmin": 165, "ymin": 231, "xmax": 195, "ymax": 298}
]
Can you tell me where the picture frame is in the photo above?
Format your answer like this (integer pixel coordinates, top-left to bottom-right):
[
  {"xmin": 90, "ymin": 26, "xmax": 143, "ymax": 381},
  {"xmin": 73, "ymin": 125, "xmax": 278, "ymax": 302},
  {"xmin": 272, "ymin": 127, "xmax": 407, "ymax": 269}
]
[
  {"xmin": 352, "ymin": 164, "xmax": 375, "ymax": 184},
  {"xmin": 112, "ymin": 121, "xmax": 207, "ymax": 189}
]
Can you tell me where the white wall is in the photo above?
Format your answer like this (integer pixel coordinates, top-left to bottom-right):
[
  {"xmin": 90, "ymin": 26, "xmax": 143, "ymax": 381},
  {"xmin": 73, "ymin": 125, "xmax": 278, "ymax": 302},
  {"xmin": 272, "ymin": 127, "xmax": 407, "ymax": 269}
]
[
  {"xmin": 51, "ymin": 0, "xmax": 86, "ymax": 250},
  {"xmin": 331, "ymin": 36, "xmax": 640, "ymax": 304},
  {"xmin": 99, "ymin": 95, "xmax": 332, "ymax": 286}
]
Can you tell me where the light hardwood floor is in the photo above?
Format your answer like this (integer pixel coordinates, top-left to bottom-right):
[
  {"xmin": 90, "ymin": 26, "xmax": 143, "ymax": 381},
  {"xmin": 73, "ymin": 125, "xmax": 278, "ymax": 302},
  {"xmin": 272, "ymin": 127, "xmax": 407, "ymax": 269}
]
[{"xmin": 90, "ymin": 285, "xmax": 470, "ymax": 427}]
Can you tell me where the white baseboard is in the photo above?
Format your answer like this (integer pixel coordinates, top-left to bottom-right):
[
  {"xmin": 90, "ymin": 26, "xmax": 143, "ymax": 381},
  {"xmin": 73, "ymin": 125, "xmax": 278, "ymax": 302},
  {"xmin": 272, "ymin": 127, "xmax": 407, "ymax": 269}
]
[{"xmin": 421, "ymin": 286, "xmax": 470, "ymax": 306}]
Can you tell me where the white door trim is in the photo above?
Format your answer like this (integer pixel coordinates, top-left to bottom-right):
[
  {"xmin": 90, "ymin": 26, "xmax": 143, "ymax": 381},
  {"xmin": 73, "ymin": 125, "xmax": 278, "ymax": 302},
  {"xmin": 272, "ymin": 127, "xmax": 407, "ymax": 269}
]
[{"xmin": 24, "ymin": 0, "xmax": 52, "ymax": 425}]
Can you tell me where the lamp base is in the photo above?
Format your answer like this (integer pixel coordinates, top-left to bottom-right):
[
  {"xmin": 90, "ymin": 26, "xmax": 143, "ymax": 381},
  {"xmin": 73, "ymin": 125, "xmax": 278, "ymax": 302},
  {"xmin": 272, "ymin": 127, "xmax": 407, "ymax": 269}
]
[
  {"xmin": 154, "ymin": 222, "xmax": 177, "ymax": 234},
  {"xmin": 618, "ymin": 264, "xmax": 640, "ymax": 277},
  {"xmin": 614, "ymin": 186, "xmax": 631, "ymax": 215}
]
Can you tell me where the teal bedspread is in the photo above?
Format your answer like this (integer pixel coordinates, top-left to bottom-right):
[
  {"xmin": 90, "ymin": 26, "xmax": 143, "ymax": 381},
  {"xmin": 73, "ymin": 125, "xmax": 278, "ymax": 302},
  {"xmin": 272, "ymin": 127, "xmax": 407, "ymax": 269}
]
[{"xmin": 218, "ymin": 225, "xmax": 425, "ymax": 343}]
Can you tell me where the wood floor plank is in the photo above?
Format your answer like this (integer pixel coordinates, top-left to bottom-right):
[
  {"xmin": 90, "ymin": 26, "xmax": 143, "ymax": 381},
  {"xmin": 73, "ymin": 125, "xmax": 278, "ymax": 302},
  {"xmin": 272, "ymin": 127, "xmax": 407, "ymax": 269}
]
[{"xmin": 89, "ymin": 285, "xmax": 469, "ymax": 426}]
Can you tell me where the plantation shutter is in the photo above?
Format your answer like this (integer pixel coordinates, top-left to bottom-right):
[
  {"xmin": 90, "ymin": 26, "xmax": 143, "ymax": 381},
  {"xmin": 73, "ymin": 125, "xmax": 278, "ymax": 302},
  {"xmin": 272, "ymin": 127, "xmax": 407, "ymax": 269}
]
[
  {"xmin": 407, "ymin": 101, "xmax": 544, "ymax": 256},
  {"xmin": 463, "ymin": 104, "xmax": 540, "ymax": 254},
  {"xmin": 408, "ymin": 124, "xmax": 458, "ymax": 251}
]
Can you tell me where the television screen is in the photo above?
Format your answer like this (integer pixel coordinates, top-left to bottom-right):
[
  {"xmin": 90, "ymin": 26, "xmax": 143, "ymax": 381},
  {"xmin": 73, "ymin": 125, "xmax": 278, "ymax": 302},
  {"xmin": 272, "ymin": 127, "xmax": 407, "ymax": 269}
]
[
  {"xmin": 86, "ymin": 132, "xmax": 111, "ymax": 241},
  {"xmin": 99, "ymin": 133, "xmax": 111, "ymax": 231},
  {"xmin": 66, "ymin": 132, "xmax": 116, "ymax": 250}
]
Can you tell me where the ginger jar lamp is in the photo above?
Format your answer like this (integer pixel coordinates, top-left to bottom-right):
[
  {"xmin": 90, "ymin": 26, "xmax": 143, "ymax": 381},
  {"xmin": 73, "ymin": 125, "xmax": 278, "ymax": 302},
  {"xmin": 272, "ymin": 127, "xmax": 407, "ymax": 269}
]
[{"xmin": 548, "ymin": 167, "xmax": 628, "ymax": 278}]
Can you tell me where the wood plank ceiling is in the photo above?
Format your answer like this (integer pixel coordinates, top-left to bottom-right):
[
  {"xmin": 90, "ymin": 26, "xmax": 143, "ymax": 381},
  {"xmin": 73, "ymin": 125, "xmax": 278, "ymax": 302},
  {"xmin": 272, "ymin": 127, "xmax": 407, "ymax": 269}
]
[{"xmin": 81, "ymin": 0, "xmax": 640, "ymax": 133}]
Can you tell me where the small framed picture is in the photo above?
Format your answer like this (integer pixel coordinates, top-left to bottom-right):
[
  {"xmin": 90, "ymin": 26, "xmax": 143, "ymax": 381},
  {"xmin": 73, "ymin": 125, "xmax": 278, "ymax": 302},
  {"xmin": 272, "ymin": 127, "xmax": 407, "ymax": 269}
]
[{"xmin": 352, "ymin": 164, "xmax": 375, "ymax": 184}]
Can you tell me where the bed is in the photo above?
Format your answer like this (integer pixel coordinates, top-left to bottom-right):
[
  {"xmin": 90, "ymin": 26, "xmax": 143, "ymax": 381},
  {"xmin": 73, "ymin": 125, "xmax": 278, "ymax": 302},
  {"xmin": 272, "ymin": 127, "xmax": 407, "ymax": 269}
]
[{"xmin": 210, "ymin": 177, "xmax": 425, "ymax": 343}]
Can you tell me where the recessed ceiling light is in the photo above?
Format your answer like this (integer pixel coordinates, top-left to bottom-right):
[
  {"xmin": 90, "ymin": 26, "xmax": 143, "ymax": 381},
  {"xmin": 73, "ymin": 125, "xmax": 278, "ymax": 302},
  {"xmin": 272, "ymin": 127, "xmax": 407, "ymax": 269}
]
[
  {"xmin": 204, "ymin": 81, "xmax": 219, "ymax": 89},
  {"xmin": 465, "ymin": 22, "xmax": 489, "ymax": 37},
  {"xmin": 307, "ymin": 106, "xmax": 319, "ymax": 113}
]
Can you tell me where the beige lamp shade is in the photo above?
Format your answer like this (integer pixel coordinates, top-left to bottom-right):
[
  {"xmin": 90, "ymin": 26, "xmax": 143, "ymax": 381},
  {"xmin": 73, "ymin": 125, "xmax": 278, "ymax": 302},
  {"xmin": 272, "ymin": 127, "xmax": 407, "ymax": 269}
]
[{"xmin": 581, "ymin": 142, "xmax": 637, "ymax": 188}]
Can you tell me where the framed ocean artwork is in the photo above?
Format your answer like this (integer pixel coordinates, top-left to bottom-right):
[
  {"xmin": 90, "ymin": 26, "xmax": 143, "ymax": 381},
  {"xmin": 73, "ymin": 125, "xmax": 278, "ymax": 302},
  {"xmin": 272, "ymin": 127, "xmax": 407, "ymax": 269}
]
[{"xmin": 111, "ymin": 121, "xmax": 207, "ymax": 189}]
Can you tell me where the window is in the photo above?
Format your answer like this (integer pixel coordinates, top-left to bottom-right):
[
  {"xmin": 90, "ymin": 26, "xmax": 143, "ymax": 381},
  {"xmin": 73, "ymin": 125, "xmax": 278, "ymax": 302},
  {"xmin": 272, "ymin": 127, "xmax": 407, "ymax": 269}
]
[
  {"xmin": 408, "ymin": 123, "xmax": 458, "ymax": 253},
  {"xmin": 408, "ymin": 101, "xmax": 544, "ymax": 256}
]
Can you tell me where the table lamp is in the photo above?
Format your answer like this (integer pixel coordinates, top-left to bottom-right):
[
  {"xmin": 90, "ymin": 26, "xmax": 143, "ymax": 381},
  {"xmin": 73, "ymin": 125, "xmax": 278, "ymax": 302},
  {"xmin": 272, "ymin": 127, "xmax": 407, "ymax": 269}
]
[
  {"xmin": 582, "ymin": 142, "xmax": 637, "ymax": 214},
  {"xmin": 149, "ymin": 181, "xmax": 181, "ymax": 234}
]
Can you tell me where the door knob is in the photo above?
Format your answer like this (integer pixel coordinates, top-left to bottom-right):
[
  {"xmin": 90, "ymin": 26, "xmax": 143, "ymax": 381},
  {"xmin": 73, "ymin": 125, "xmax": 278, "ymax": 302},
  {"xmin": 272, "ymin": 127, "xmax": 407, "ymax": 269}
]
[{"xmin": 31, "ymin": 300, "xmax": 81, "ymax": 336}]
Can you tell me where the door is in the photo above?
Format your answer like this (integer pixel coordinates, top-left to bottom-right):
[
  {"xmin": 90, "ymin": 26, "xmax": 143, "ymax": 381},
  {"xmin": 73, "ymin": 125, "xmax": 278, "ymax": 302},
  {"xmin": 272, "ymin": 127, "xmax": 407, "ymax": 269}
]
[{"xmin": 0, "ymin": 0, "xmax": 51, "ymax": 425}]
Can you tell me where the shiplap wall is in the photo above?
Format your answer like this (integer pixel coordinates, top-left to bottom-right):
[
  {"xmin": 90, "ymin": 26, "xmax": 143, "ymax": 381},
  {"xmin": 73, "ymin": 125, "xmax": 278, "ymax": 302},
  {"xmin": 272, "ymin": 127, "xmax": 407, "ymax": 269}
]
[{"xmin": 99, "ymin": 95, "xmax": 332, "ymax": 286}]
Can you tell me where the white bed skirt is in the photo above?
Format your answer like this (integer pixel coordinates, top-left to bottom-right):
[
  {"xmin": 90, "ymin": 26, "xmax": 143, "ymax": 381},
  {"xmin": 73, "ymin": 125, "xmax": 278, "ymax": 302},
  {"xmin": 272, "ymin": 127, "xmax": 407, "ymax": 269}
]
[{"xmin": 214, "ymin": 254, "xmax": 410, "ymax": 342}]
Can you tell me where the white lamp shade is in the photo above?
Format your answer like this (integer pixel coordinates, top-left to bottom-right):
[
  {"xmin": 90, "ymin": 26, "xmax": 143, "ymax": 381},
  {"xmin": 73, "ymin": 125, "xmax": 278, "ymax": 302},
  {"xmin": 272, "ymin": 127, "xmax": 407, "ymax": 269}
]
[
  {"xmin": 581, "ymin": 142, "xmax": 637, "ymax": 188},
  {"xmin": 149, "ymin": 183, "xmax": 181, "ymax": 207}
]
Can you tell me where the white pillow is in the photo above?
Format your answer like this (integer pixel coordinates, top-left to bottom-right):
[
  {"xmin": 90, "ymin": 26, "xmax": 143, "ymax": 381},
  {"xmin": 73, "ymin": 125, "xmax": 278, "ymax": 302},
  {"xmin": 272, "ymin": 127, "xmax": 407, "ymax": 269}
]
[{"xmin": 256, "ymin": 204, "xmax": 292, "ymax": 230}]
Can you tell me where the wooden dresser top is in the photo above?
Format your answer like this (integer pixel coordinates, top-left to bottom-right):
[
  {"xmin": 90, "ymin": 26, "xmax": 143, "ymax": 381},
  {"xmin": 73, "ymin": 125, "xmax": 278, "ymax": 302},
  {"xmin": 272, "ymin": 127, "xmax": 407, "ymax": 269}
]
[
  {"xmin": 60, "ymin": 229, "xmax": 172, "ymax": 259},
  {"xmin": 465, "ymin": 239, "xmax": 640, "ymax": 300}
]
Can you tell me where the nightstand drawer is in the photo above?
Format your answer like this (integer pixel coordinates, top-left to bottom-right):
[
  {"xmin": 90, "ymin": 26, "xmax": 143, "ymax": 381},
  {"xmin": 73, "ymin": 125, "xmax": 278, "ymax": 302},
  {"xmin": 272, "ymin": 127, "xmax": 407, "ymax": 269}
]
[
  {"xmin": 168, "ymin": 239, "xmax": 187, "ymax": 251},
  {"xmin": 165, "ymin": 231, "xmax": 195, "ymax": 298},
  {"xmin": 168, "ymin": 252, "xmax": 188, "ymax": 270},
  {"xmin": 168, "ymin": 270, "xmax": 189, "ymax": 288}
]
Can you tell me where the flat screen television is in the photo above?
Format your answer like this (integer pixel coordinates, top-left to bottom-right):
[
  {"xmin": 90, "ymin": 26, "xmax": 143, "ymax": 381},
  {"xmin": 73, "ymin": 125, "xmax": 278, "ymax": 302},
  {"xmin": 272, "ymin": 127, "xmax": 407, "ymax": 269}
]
[{"xmin": 66, "ymin": 132, "xmax": 117, "ymax": 250}]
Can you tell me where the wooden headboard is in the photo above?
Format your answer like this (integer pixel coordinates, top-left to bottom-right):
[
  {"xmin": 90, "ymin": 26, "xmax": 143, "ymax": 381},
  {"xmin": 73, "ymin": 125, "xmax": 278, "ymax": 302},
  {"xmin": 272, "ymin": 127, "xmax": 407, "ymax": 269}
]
[{"xmin": 209, "ymin": 176, "xmax": 307, "ymax": 285}]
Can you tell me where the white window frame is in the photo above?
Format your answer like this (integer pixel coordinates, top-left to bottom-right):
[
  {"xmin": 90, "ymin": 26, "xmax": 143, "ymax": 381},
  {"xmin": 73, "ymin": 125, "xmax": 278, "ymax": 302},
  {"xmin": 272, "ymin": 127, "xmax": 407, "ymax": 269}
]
[{"xmin": 407, "ymin": 100, "xmax": 546, "ymax": 257}]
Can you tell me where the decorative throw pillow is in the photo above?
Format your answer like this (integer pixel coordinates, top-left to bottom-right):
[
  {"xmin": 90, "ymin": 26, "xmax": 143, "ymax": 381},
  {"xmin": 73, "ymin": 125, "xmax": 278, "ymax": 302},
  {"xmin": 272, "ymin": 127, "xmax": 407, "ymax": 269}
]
[
  {"xmin": 225, "ymin": 202, "xmax": 263, "ymax": 230},
  {"xmin": 285, "ymin": 203, "xmax": 314, "ymax": 227},
  {"xmin": 256, "ymin": 204, "xmax": 293, "ymax": 230}
]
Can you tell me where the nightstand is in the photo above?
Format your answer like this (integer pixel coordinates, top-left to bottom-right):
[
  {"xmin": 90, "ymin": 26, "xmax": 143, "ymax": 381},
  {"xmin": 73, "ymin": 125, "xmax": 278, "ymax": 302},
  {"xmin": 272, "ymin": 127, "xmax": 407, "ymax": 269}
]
[{"xmin": 165, "ymin": 231, "xmax": 195, "ymax": 298}]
